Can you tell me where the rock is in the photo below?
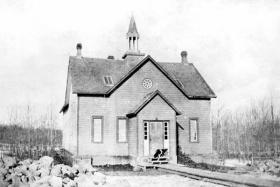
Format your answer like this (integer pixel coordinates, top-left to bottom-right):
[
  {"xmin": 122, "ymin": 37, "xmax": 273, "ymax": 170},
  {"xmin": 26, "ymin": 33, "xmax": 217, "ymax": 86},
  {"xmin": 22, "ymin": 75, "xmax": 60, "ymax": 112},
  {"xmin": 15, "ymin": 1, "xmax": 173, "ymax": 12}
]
[
  {"xmin": 64, "ymin": 180, "xmax": 75, "ymax": 187},
  {"xmin": 50, "ymin": 165, "xmax": 61, "ymax": 176},
  {"xmin": 29, "ymin": 163, "xmax": 39, "ymax": 172},
  {"xmin": 71, "ymin": 165, "xmax": 79, "ymax": 174},
  {"xmin": 259, "ymin": 162, "xmax": 268, "ymax": 172},
  {"xmin": 19, "ymin": 159, "xmax": 32, "ymax": 166},
  {"xmin": 0, "ymin": 179, "xmax": 9, "ymax": 187},
  {"xmin": 269, "ymin": 167, "xmax": 280, "ymax": 174},
  {"xmin": 266, "ymin": 160, "xmax": 279, "ymax": 168},
  {"xmin": 77, "ymin": 160, "xmax": 97, "ymax": 174},
  {"xmin": 2, "ymin": 156, "xmax": 16, "ymax": 168},
  {"xmin": 38, "ymin": 167, "xmax": 50, "ymax": 177},
  {"xmin": 39, "ymin": 156, "xmax": 53, "ymax": 168},
  {"xmin": 30, "ymin": 176, "xmax": 51, "ymax": 187},
  {"xmin": 61, "ymin": 165, "xmax": 71, "ymax": 175},
  {"xmin": 62, "ymin": 177, "xmax": 70, "ymax": 184},
  {"xmin": 0, "ymin": 161, "xmax": 4, "ymax": 168},
  {"xmin": 0, "ymin": 167, "xmax": 8, "ymax": 176},
  {"xmin": 49, "ymin": 176, "xmax": 62, "ymax": 187},
  {"xmin": 21, "ymin": 175, "xmax": 28, "ymax": 183}
]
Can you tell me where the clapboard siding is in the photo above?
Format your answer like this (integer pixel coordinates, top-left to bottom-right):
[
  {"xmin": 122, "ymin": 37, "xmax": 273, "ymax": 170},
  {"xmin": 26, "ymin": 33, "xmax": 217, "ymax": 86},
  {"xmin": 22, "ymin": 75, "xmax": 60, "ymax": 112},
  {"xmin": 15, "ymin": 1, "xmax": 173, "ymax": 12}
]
[
  {"xmin": 63, "ymin": 84, "xmax": 78, "ymax": 154},
  {"xmin": 69, "ymin": 60, "xmax": 212, "ymax": 160},
  {"xmin": 138, "ymin": 95, "xmax": 177, "ymax": 163}
]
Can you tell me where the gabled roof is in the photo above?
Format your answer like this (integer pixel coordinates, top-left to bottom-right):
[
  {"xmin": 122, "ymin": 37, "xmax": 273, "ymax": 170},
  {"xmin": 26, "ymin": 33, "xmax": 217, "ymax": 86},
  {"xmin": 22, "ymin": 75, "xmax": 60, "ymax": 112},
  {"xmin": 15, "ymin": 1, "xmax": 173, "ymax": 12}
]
[
  {"xmin": 61, "ymin": 55, "xmax": 216, "ymax": 112},
  {"xmin": 127, "ymin": 15, "xmax": 139, "ymax": 39},
  {"xmin": 127, "ymin": 90, "xmax": 181, "ymax": 118},
  {"xmin": 69, "ymin": 55, "xmax": 216, "ymax": 97}
]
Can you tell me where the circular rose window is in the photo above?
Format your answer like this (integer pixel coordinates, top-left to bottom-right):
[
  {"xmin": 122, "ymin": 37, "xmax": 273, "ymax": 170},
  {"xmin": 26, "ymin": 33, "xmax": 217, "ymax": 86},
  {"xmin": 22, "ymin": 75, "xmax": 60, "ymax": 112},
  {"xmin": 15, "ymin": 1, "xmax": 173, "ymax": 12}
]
[{"xmin": 142, "ymin": 78, "xmax": 153, "ymax": 89}]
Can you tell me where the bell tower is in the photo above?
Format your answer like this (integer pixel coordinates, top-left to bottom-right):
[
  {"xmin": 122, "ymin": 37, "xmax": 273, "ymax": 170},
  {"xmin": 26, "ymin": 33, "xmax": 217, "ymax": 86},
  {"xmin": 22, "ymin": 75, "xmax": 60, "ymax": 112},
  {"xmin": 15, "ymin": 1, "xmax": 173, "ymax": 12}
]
[{"xmin": 122, "ymin": 15, "xmax": 145, "ymax": 61}]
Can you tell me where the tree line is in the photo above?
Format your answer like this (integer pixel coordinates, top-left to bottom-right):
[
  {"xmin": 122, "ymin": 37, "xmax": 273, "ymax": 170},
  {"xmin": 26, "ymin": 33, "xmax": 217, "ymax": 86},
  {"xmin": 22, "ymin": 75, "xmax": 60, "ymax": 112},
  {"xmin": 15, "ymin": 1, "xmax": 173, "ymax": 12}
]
[
  {"xmin": 212, "ymin": 96, "xmax": 280, "ymax": 158},
  {"xmin": 0, "ymin": 100, "xmax": 62, "ymax": 149}
]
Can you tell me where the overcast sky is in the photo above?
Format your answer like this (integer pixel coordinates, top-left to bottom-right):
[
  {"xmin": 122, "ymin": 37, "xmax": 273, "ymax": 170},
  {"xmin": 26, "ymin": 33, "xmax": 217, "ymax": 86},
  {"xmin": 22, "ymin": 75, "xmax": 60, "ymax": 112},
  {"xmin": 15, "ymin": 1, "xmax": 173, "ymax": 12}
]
[{"xmin": 0, "ymin": 0, "xmax": 279, "ymax": 125}]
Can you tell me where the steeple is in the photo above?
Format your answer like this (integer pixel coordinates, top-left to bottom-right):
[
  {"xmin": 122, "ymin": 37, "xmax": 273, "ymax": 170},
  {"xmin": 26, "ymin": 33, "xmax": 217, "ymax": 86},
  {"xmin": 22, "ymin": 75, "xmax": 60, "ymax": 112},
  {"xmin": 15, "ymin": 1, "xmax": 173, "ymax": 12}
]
[
  {"xmin": 127, "ymin": 15, "xmax": 140, "ymax": 41},
  {"xmin": 122, "ymin": 15, "xmax": 145, "ymax": 61}
]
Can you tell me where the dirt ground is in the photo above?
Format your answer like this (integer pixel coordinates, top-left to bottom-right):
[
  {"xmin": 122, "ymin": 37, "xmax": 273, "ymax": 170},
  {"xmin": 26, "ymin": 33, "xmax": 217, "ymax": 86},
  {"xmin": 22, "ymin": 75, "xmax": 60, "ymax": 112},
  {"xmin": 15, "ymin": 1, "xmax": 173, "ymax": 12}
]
[
  {"xmin": 96, "ymin": 165, "xmax": 224, "ymax": 187},
  {"xmin": 104, "ymin": 170, "xmax": 225, "ymax": 187}
]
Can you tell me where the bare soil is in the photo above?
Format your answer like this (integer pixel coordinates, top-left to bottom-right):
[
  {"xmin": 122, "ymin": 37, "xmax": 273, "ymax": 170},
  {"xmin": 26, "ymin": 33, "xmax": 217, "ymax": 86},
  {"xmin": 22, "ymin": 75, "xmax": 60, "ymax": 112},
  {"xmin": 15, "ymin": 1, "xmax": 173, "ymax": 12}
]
[{"xmin": 94, "ymin": 164, "xmax": 173, "ymax": 176}]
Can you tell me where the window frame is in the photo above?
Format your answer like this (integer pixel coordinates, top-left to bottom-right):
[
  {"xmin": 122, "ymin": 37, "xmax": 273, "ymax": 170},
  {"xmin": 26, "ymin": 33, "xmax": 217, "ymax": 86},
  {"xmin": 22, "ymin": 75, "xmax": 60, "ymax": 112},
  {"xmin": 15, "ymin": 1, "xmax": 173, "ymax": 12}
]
[
  {"xmin": 103, "ymin": 76, "xmax": 114, "ymax": 86},
  {"xmin": 175, "ymin": 79, "xmax": 184, "ymax": 88},
  {"xmin": 116, "ymin": 116, "xmax": 128, "ymax": 143},
  {"xmin": 164, "ymin": 121, "xmax": 169, "ymax": 140},
  {"xmin": 189, "ymin": 118, "xmax": 199, "ymax": 143},
  {"xmin": 91, "ymin": 116, "xmax": 104, "ymax": 143}
]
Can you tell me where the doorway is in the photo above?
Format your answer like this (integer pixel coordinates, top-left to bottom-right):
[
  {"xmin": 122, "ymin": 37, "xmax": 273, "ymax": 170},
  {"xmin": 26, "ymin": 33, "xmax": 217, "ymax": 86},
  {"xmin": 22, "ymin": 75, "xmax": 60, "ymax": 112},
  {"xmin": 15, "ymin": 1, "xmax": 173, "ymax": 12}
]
[{"xmin": 149, "ymin": 121, "xmax": 163, "ymax": 155}]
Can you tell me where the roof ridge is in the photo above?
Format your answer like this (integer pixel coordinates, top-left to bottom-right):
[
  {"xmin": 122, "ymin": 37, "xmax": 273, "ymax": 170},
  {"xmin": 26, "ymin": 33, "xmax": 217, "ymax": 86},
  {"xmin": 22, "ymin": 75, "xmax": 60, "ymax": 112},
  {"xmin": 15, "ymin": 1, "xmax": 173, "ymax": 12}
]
[
  {"xmin": 70, "ymin": 56, "xmax": 124, "ymax": 62},
  {"xmin": 159, "ymin": 62, "xmax": 194, "ymax": 65}
]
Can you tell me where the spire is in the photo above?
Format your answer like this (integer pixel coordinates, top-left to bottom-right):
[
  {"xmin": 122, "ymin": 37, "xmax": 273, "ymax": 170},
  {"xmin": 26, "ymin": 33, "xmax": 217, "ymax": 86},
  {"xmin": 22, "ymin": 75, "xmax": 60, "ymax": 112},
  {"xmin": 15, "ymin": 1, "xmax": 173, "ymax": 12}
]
[
  {"xmin": 126, "ymin": 15, "xmax": 139, "ymax": 39},
  {"xmin": 122, "ymin": 15, "xmax": 145, "ymax": 61}
]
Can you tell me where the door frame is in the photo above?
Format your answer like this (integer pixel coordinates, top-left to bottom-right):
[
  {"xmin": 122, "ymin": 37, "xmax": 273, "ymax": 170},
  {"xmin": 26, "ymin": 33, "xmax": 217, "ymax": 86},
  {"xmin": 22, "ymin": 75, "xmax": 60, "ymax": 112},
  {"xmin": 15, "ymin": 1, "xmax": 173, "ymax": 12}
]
[{"xmin": 143, "ymin": 120, "xmax": 170, "ymax": 156}]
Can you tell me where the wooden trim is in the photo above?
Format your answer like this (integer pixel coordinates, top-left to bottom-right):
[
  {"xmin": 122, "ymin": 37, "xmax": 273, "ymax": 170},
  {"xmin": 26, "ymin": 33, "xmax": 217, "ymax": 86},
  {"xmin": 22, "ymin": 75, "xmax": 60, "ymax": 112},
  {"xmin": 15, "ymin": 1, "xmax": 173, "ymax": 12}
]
[
  {"xmin": 163, "ymin": 121, "xmax": 169, "ymax": 140},
  {"xmin": 127, "ymin": 90, "xmax": 181, "ymax": 118},
  {"xmin": 73, "ymin": 56, "xmax": 215, "ymax": 99},
  {"xmin": 91, "ymin": 116, "xmax": 104, "ymax": 143},
  {"xmin": 116, "ymin": 116, "xmax": 128, "ymax": 143},
  {"xmin": 143, "ymin": 120, "xmax": 170, "ymax": 122},
  {"xmin": 189, "ymin": 118, "xmax": 199, "ymax": 143},
  {"xmin": 77, "ymin": 96, "xmax": 80, "ymax": 155},
  {"xmin": 78, "ymin": 93, "xmax": 107, "ymax": 97},
  {"xmin": 105, "ymin": 55, "xmax": 215, "ymax": 99}
]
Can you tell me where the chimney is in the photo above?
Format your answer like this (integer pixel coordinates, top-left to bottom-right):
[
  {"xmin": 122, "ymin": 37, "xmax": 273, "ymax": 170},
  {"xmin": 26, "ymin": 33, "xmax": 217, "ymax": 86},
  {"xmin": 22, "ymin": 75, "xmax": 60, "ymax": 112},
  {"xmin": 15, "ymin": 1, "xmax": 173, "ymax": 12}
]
[
  {"xmin": 181, "ymin": 51, "xmax": 188, "ymax": 64},
  {"xmin": 76, "ymin": 43, "xmax": 82, "ymax": 58},
  {"xmin": 107, "ymin": 55, "xmax": 115, "ymax": 60}
]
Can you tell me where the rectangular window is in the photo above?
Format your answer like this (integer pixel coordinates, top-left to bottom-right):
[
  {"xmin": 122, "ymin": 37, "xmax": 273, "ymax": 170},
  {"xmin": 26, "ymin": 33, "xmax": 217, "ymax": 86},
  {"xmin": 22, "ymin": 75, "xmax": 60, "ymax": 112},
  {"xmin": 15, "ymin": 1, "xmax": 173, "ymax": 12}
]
[
  {"xmin": 92, "ymin": 116, "xmax": 103, "ymax": 143},
  {"xmin": 144, "ymin": 122, "xmax": 148, "ymax": 140},
  {"xmin": 175, "ymin": 79, "xmax": 184, "ymax": 88},
  {"xmin": 103, "ymin": 76, "xmax": 114, "ymax": 86},
  {"xmin": 117, "ymin": 117, "xmax": 127, "ymax": 142},
  {"xmin": 164, "ymin": 122, "xmax": 169, "ymax": 140},
  {"xmin": 190, "ymin": 119, "xmax": 198, "ymax": 142}
]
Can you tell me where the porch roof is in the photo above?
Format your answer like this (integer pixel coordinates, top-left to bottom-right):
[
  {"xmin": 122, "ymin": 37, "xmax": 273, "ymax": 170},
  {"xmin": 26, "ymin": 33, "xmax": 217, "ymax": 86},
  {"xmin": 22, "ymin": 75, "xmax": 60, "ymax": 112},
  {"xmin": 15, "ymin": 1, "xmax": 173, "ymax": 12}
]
[{"xmin": 126, "ymin": 90, "xmax": 181, "ymax": 118}]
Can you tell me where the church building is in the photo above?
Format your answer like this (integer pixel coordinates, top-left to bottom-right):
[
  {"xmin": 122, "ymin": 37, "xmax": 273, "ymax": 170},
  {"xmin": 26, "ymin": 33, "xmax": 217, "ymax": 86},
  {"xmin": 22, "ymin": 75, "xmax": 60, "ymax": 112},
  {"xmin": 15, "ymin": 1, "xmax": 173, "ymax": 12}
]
[{"xmin": 60, "ymin": 16, "xmax": 216, "ymax": 165}]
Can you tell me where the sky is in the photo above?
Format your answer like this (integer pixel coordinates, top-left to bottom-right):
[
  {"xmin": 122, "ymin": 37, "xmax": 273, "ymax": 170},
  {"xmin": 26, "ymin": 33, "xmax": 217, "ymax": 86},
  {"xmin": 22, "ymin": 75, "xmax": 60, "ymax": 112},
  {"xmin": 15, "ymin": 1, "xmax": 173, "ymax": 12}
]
[{"xmin": 0, "ymin": 0, "xmax": 279, "ymax": 126}]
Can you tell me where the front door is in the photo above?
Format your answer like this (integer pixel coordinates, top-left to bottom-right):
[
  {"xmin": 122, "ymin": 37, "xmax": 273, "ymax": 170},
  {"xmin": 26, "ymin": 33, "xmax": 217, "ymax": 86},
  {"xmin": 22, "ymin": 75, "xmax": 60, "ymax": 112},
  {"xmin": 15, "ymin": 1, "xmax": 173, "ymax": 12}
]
[{"xmin": 149, "ymin": 122, "xmax": 163, "ymax": 155}]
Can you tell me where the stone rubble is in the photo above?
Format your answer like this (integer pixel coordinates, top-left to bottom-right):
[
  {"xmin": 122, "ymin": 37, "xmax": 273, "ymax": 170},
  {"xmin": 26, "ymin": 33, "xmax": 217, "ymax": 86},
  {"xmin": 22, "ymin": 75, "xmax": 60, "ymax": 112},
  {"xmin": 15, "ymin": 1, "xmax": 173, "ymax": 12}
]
[
  {"xmin": 257, "ymin": 159, "xmax": 280, "ymax": 176},
  {"xmin": 0, "ymin": 155, "xmax": 107, "ymax": 187}
]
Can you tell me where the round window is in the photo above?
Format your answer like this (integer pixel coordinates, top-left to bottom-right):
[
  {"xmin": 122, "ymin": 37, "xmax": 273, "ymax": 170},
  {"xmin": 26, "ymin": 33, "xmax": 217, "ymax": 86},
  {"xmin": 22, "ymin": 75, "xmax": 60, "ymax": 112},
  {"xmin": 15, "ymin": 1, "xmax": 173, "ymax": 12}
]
[{"xmin": 142, "ymin": 78, "xmax": 153, "ymax": 89}]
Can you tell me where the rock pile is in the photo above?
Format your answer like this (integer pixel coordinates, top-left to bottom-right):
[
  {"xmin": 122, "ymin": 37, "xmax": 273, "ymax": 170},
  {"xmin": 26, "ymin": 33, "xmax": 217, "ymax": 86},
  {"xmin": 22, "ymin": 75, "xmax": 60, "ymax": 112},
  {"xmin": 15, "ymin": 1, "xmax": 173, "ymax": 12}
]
[
  {"xmin": 0, "ymin": 156, "xmax": 106, "ymax": 187},
  {"xmin": 257, "ymin": 160, "xmax": 280, "ymax": 176}
]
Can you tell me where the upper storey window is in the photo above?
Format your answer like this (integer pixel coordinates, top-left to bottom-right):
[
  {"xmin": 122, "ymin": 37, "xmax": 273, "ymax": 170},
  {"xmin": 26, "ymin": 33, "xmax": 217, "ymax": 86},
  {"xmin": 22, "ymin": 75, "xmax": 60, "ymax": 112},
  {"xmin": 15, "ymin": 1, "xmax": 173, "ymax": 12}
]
[
  {"xmin": 175, "ymin": 79, "xmax": 184, "ymax": 88},
  {"xmin": 103, "ymin": 76, "xmax": 114, "ymax": 86}
]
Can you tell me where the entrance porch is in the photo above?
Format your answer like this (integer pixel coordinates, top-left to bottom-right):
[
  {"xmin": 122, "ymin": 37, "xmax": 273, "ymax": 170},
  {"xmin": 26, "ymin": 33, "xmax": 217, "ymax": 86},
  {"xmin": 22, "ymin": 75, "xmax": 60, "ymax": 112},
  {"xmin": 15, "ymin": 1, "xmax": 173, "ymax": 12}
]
[{"xmin": 126, "ymin": 90, "xmax": 181, "ymax": 165}]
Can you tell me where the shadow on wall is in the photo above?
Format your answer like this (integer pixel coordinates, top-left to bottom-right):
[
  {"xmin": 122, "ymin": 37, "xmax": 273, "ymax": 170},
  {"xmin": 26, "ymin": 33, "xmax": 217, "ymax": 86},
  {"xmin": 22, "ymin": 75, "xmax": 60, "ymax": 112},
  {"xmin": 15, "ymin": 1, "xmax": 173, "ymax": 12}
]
[{"xmin": 176, "ymin": 122, "xmax": 184, "ymax": 157}]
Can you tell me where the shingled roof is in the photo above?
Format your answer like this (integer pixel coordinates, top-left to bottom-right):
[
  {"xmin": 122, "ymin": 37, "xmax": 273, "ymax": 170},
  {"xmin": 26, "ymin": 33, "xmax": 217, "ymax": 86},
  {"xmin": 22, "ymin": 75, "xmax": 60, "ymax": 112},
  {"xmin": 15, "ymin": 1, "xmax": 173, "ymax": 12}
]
[{"xmin": 61, "ymin": 55, "xmax": 216, "ymax": 112}]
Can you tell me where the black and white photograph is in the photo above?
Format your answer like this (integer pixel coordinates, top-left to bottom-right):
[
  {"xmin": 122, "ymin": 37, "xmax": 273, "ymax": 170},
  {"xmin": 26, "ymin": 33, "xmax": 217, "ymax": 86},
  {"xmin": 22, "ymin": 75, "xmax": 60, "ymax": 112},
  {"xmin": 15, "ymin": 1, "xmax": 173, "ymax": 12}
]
[{"xmin": 0, "ymin": 0, "xmax": 280, "ymax": 186}]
